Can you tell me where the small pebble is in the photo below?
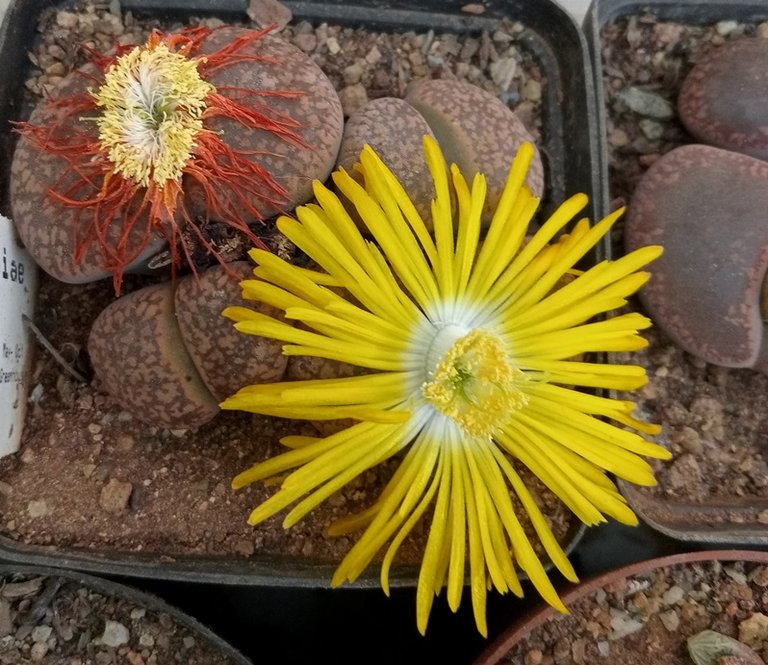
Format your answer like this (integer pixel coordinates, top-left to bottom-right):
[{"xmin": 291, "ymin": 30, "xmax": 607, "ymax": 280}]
[
  {"xmin": 31, "ymin": 626, "xmax": 52, "ymax": 643},
  {"xmin": 247, "ymin": 0, "xmax": 293, "ymax": 30},
  {"xmin": 715, "ymin": 20, "xmax": 739, "ymax": 36},
  {"xmin": 101, "ymin": 620, "xmax": 129, "ymax": 648},
  {"xmin": 489, "ymin": 56, "xmax": 517, "ymax": 91},
  {"xmin": 608, "ymin": 127, "xmax": 630, "ymax": 148},
  {"xmin": 659, "ymin": 609, "xmax": 680, "ymax": 631},
  {"xmin": 99, "ymin": 478, "xmax": 133, "ymax": 514},
  {"xmin": 553, "ymin": 638, "xmax": 570, "ymax": 664},
  {"xmin": 461, "ymin": 3, "xmax": 485, "ymax": 14},
  {"xmin": 365, "ymin": 45, "xmax": 381, "ymax": 64},
  {"xmin": 342, "ymin": 62, "xmax": 364, "ymax": 85},
  {"xmin": 522, "ymin": 78, "xmax": 542, "ymax": 103},
  {"xmin": 26, "ymin": 499, "xmax": 50, "ymax": 519},
  {"xmin": 663, "ymin": 585, "xmax": 685, "ymax": 605},
  {"xmin": 55, "ymin": 11, "xmax": 79, "ymax": 29},
  {"xmin": 739, "ymin": 613, "xmax": 768, "ymax": 647},
  {"xmin": 30, "ymin": 642, "xmax": 48, "ymax": 661},
  {"xmin": 293, "ymin": 32, "xmax": 317, "ymax": 52},
  {"xmin": 524, "ymin": 649, "xmax": 543, "ymax": 665},
  {"xmin": 338, "ymin": 83, "xmax": 368, "ymax": 117},
  {"xmin": 618, "ymin": 86, "xmax": 675, "ymax": 119},
  {"xmin": 326, "ymin": 36, "xmax": 341, "ymax": 54},
  {"xmin": 609, "ymin": 608, "xmax": 644, "ymax": 639},
  {"xmin": 639, "ymin": 118, "xmax": 664, "ymax": 140},
  {"xmin": 725, "ymin": 567, "xmax": 748, "ymax": 585}
]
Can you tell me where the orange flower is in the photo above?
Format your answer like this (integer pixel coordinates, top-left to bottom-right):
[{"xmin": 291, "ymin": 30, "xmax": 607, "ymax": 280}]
[{"xmin": 14, "ymin": 26, "xmax": 306, "ymax": 294}]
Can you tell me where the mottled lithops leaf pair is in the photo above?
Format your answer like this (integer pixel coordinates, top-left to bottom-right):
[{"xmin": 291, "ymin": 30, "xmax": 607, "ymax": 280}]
[
  {"xmin": 11, "ymin": 25, "xmax": 344, "ymax": 294},
  {"xmin": 335, "ymin": 79, "xmax": 544, "ymax": 226},
  {"xmin": 626, "ymin": 38, "xmax": 768, "ymax": 371},
  {"xmin": 87, "ymin": 261, "xmax": 287, "ymax": 429}
]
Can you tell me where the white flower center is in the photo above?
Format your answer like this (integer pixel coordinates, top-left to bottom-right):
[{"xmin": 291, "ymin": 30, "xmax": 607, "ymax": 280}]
[{"xmin": 92, "ymin": 42, "xmax": 213, "ymax": 187}]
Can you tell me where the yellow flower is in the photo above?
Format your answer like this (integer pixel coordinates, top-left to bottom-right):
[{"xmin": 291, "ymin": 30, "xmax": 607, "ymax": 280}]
[{"xmin": 221, "ymin": 137, "xmax": 669, "ymax": 636}]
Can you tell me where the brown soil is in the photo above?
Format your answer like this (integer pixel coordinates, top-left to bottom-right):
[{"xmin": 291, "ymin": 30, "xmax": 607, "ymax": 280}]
[
  {"xmin": 0, "ymin": 571, "xmax": 241, "ymax": 664},
  {"xmin": 602, "ymin": 14, "xmax": 768, "ymax": 505},
  {"xmin": 502, "ymin": 559, "xmax": 768, "ymax": 665},
  {"xmin": 0, "ymin": 2, "xmax": 574, "ymax": 569}
]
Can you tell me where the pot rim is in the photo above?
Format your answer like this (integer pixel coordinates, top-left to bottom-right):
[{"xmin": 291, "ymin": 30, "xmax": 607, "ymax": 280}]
[
  {"xmin": 0, "ymin": 563, "xmax": 252, "ymax": 665},
  {"xmin": 474, "ymin": 548, "xmax": 768, "ymax": 665}
]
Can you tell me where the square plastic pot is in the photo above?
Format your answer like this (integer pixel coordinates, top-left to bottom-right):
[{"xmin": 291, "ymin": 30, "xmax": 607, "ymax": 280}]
[
  {"xmin": 585, "ymin": 0, "xmax": 768, "ymax": 545},
  {"xmin": 0, "ymin": 0, "xmax": 597, "ymax": 585}
]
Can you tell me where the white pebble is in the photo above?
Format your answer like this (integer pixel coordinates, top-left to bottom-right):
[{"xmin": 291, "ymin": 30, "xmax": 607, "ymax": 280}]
[
  {"xmin": 31, "ymin": 625, "xmax": 52, "ymax": 643},
  {"xmin": 639, "ymin": 119, "xmax": 664, "ymax": 141},
  {"xmin": 662, "ymin": 585, "xmax": 685, "ymax": 605},
  {"xmin": 609, "ymin": 608, "xmax": 644, "ymax": 640},
  {"xmin": 101, "ymin": 620, "xmax": 129, "ymax": 647},
  {"xmin": 618, "ymin": 87, "xmax": 675, "ymax": 120},
  {"xmin": 30, "ymin": 642, "xmax": 48, "ymax": 662},
  {"xmin": 659, "ymin": 609, "xmax": 680, "ymax": 632},
  {"xmin": 326, "ymin": 37, "xmax": 341, "ymax": 55},
  {"xmin": 716, "ymin": 20, "xmax": 739, "ymax": 36}
]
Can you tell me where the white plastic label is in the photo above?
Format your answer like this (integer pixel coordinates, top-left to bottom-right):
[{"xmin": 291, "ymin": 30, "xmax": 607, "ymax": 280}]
[{"xmin": 0, "ymin": 215, "xmax": 37, "ymax": 457}]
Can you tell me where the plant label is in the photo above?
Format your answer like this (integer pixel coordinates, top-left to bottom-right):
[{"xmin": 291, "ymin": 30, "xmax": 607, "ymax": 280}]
[{"xmin": 0, "ymin": 215, "xmax": 37, "ymax": 457}]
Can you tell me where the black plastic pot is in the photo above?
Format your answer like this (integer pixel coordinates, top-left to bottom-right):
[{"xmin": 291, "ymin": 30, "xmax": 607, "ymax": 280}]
[
  {"xmin": 0, "ymin": 0, "xmax": 596, "ymax": 586},
  {"xmin": 585, "ymin": 0, "xmax": 768, "ymax": 545},
  {"xmin": 0, "ymin": 564, "xmax": 252, "ymax": 664}
]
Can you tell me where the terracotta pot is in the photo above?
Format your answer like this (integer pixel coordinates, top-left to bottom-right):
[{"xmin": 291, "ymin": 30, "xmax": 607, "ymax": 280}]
[{"xmin": 475, "ymin": 549, "xmax": 768, "ymax": 665}]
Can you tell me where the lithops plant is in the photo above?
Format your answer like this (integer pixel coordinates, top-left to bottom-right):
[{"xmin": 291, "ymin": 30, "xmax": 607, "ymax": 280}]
[
  {"xmin": 678, "ymin": 38, "xmax": 768, "ymax": 161},
  {"xmin": 336, "ymin": 97, "xmax": 437, "ymax": 224},
  {"xmin": 88, "ymin": 262, "xmax": 287, "ymax": 428},
  {"xmin": 10, "ymin": 65, "xmax": 168, "ymax": 287},
  {"xmin": 11, "ymin": 26, "xmax": 343, "ymax": 294},
  {"xmin": 404, "ymin": 78, "xmax": 544, "ymax": 222},
  {"xmin": 625, "ymin": 144, "xmax": 768, "ymax": 372}
]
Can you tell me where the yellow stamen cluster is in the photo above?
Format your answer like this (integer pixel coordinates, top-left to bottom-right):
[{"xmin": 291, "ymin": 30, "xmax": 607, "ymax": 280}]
[
  {"xmin": 92, "ymin": 42, "xmax": 213, "ymax": 187},
  {"xmin": 422, "ymin": 328, "xmax": 528, "ymax": 438}
]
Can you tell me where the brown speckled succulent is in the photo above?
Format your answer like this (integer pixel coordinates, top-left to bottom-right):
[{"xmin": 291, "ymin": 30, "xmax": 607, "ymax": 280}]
[
  {"xmin": 186, "ymin": 27, "xmax": 344, "ymax": 220},
  {"xmin": 89, "ymin": 263, "xmax": 290, "ymax": 428},
  {"xmin": 11, "ymin": 26, "xmax": 343, "ymax": 293},
  {"xmin": 88, "ymin": 282, "xmax": 220, "ymax": 429},
  {"xmin": 678, "ymin": 38, "xmax": 768, "ymax": 162},
  {"xmin": 10, "ymin": 67, "xmax": 167, "ymax": 285},
  {"xmin": 625, "ymin": 144, "xmax": 768, "ymax": 372},
  {"xmin": 405, "ymin": 78, "xmax": 544, "ymax": 222},
  {"xmin": 176, "ymin": 262, "xmax": 287, "ymax": 401},
  {"xmin": 336, "ymin": 97, "xmax": 436, "ymax": 224}
]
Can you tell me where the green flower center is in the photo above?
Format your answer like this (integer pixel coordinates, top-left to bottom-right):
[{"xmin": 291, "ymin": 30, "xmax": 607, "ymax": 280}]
[
  {"xmin": 422, "ymin": 328, "xmax": 527, "ymax": 438},
  {"xmin": 92, "ymin": 42, "xmax": 213, "ymax": 187}
]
